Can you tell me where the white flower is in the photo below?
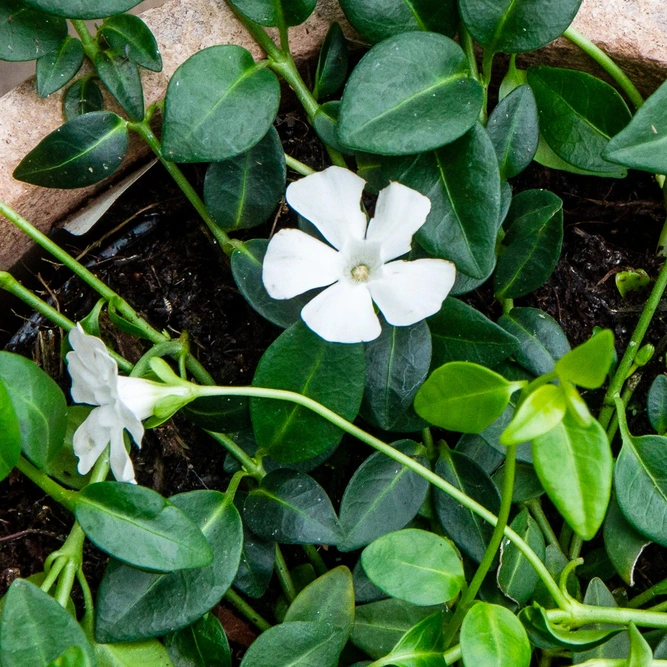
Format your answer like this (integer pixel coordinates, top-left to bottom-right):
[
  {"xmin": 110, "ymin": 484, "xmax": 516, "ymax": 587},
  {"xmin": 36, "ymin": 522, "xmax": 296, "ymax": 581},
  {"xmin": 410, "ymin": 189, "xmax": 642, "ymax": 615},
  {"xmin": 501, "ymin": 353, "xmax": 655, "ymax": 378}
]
[
  {"xmin": 66, "ymin": 324, "xmax": 191, "ymax": 483},
  {"xmin": 262, "ymin": 166, "xmax": 456, "ymax": 343}
]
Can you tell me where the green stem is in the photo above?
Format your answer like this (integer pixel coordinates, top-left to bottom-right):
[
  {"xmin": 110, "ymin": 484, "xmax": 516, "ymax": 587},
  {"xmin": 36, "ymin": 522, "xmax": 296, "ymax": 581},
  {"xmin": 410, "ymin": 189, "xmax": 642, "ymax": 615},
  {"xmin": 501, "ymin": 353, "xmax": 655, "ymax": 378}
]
[
  {"xmin": 569, "ymin": 535, "xmax": 583, "ymax": 560},
  {"xmin": 628, "ymin": 577, "xmax": 667, "ymax": 609},
  {"xmin": 285, "ymin": 154, "xmax": 316, "ymax": 176},
  {"xmin": 275, "ymin": 545, "xmax": 297, "ymax": 603},
  {"xmin": 302, "ymin": 544, "xmax": 327, "ymax": 576},
  {"xmin": 563, "ymin": 27, "xmax": 643, "ymax": 109},
  {"xmin": 441, "ymin": 444, "xmax": 518, "ymax": 648},
  {"xmin": 54, "ymin": 524, "xmax": 85, "ymax": 608},
  {"xmin": 40, "ymin": 557, "xmax": 66, "ymax": 594},
  {"xmin": 70, "ymin": 20, "xmax": 99, "ymax": 62},
  {"xmin": 649, "ymin": 600, "xmax": 667, "ymax": 613},
  {"xmin": 223, "ymin": 588, "xmax": 272, "ymax": 632},
  {"xmin": 131, "ymin": 341, "xmax": 185, "ymax": 378},
  {"xmin": 527, "ymin": 498, "xmax": 563, "ymax": 553},
  {"xmin": 443, "ymin": 644, "xmax": 462, "ymax": 666},
  {"xmin": 559, "ymin": 522, "xmax": 574, "ymax": 554},
  {"xmin": 480, "ymin": 50, "xmax": 495, "ymax": 124},
  {"xmin": 223, "ymin": 4, "xmax": 283, "ymax": 60},
  {"xmin": 76, "ymin": 568, "xmax": 95, "ymax": 638},
  {"xmin": 16, "ymin": 457, "xmax": 76, "ymax": 510},
  {"xmin": 459, "ymin": 24, "xmax": 479, "ymax": 81},
  {"xmin": 606, "ymin": 373, "xmax": 641, "ymax": 443},
  {"xmin": 547, "ymin": 602, "xmax": 667, "ymax": 630},
  {"xmin": 206, "ymin": 431, "xmax": 265, "ymax": 480}
]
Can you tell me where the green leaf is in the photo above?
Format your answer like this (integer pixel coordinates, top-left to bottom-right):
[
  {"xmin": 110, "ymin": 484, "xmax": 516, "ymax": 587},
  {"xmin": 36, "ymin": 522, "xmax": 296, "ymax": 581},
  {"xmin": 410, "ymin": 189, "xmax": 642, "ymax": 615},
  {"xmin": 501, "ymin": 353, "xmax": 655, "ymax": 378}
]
[
  {"xmin": 182, "ymin": 394, "xmax": 249, "ymax": 433},
  {"xmin": 459, "ymin": 0, "xmax": 581, "ymax": 53},
  {"xmin": 500, "ymin": 384, "xmax": 566, "ymax": 446},
  {"xmin": 63, "ymin": 78, "xmax": 104, "ymax": 120},
  {"xmin": 648, "ymin": 375, "xmax": 667, "ymax": 434},
  {"xmin": 415, "ymin": 361, "xmax": 523, "ymax": 433},
  {"xmin": 498, "ymin": 307, "xmax": 570, "ymax": 376},
  {"xmin": 226, "ymin": 0, "xmax": 316, "ymax": 27},
  {"xmin": 95, "ymin": 49, "xmax": 144, "ymax": 121},
  {"xmin": 338, "ymin": 0, "xmax": 458, "ymax": 44},
  {"xmin": 164, "ymin": 614, "xmax": 230, "ymax": 667},
  {"xmin": 428, "ymin": 298, "xmax": 518, "ymax": 369},
  {"xmin": 75, "ymin": 482, "xmax": 213, "ymax": 572},
  {"xmin": 233, "ymin": 525, "xmax": 275, "ymax": 598},
  {"xmin": 361, "ymin": 320, "xmax": 431, "ymax": 432},
  {"xmin": 313, "ymin": 101, "xmax": 352, "ymax": 155},
  {"xmin": 0, "ymin": 1, "xmax": 66, "ymax": 62},
  {"xmin": 162, "ymin": 45, "xmax": 280, "ymax": 162},
  {"xmin": 239, "ymin": 622, "xmax": 341, "ymax": 667},
  {"xmin": 250, "ymin": 321, "xmax": 366, "ymax": 462},
  {"xmin": 461, "ymin": 603, "xmax": 531, "ymax": 667},
  {"xmin": 14, "ymin": 111, "xmax": 128, "ymax": 188},
  {"xmin": 528, "ymin": 67, "xmax": 631, "ymax": 177},
  {"xmin": 382, "ymin": 610, "xmax": 447, "ymax": 667},
  {"xmin": 0, "ymin": 351, "xmax": 66, "ymax": 468},
  {"xmin": 497, "ymin": 510, "xmax": 545, "ymax": 604},
  {"xmin": 487, "ymin": 85, "xmax": 539, "ymax": 178},
  {"xmin": 434, "ymin": 449, "xmax": 501, "ymax": 563},
  {"xmin": 338, "ymin": 442, "xmax": 430, "ymax": 551},
  {"xmin": 100, "ymin": 14, "xmax": 162, "ymax": 72},
  {"xmin": 533, "ymin": 414, "xmax": 612, "ymax": 540},
  {"xmin": 48, "ymin": 645, "xmax": 91, "ymax": 667},
  {"xmin": 314, "ymin": 22, "xmax": 348, "ymax": 100},
  {"xmin": 0, "ymin": 579, "xmax": 94, "ymax": 666},
  {"xmin": 0, "ymin": 378, "xmax": 21, "ymax": 482},
  {"xmin": 362, "ymin": 529, "xmax": 465, "ymax": 606},
  {"xmin": 628, "ymin": 624, "xmax": 653, "ymax": 667},
  {"xmin": 338, "ymin": 32, "xmax": 482, "ymax": 155},
  {"xmin": 555, "ymin": 329, "xmax": 614, "ymax": 389},
  {"xmin": 244, "ymin": 470, "xmax": 342, "ymax": 544},
  {"xmin": 94, "ymin": 639, "xmax": 175, "ymax": 667},
  {"xmin": 495, "ymin": 189, "xmax": 564, "ymax": 299},
  {"xmin": 36, "ymin": 36, "xmax": 84, "ymax": 98},
  {"xmin": 204, "ymin": 127, "xmax": 285, "ymax": 231},
  {"xmin": 22, "ymin": 0, "xmax": 142, "ymax": 19},
  {"xmin": 492, "ymin": 462, "xmax": 544, "ymax": 503},
  {"xmin": 95, "ymin": 489, "xmax": 243, "ymax": 642}
]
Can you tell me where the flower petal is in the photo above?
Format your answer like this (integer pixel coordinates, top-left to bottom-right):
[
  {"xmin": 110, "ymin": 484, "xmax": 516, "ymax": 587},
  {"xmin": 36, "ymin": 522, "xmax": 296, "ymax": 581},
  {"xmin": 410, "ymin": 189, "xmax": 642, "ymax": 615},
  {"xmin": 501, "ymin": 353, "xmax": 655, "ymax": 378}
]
[
  {"xmin": 301, "ymin": 282, "xmax": 381, "ymax": 343},
  {"xmin": 109, "ymin": 426, "xmax": 136, "ymax": 484},
  {"xmin": 366, "ymin": 181, "xmax": 432, "ymax": 262},
  {"xmin": 263, "ymin": 228, "xmax": 341, "ymax": 299},
  {"xmin": 369, "ymin": 258, "xmax": 456, "ymax": 326},
  {"xmin": 73, "ymin": 406, "xmax": 113, "ymax": 475},
  {"xmin": 286, "ymin": 166, "xmax": 367, "ymax": 250}
]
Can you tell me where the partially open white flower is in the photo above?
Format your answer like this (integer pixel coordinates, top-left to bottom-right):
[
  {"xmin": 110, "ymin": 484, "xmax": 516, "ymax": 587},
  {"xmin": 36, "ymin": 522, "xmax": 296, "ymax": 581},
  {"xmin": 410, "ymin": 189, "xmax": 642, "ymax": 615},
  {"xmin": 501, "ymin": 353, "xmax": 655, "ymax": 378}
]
[
  {"xmin": 263, "ymin": 166, "xmax": 456, "ymax": 343},
  {"xmin": 66, "ymin": 324, "xmax": 191, "ymax": 483}
]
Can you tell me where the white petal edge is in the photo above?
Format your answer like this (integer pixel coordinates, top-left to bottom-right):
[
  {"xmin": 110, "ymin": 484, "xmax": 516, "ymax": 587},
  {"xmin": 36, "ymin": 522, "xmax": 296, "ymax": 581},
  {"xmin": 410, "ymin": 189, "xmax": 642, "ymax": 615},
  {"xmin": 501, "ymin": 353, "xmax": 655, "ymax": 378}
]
[
  {"xmin": 369, "ymin": 258, "xmax": 456, "ymax": 326},
  {"xmin": 72, "ymin": 406, "xmax": 114, "ymax": 475},
  {"xmin": 286, "ymin": 166, "xmax": 367, "ymax": 250},
  {"xmin": 301, "ymin": 282, "xmax": 381, "ymax": 343},
  {"xmin": 366, "ymin": 181, "xmax": 432, "ymax": 262},
  {"xmin": 263, "ymin": 228, "xmax": 341, "ymax": 299},
  {"xmin": 109, "ymin": 426, "xmax": 136, "ymax": 484}
]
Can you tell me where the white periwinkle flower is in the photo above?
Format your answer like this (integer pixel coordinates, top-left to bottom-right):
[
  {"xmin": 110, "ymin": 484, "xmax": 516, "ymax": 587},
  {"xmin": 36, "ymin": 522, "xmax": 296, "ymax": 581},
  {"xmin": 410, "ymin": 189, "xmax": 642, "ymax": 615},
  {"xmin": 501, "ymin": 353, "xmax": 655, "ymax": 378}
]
[
  {"xmin": 262, "ymin": 166, "xmax": 456, "ymax": 343},
  {"xmin": 66, "ymin": 324, "xmax": 191, "ymax": 483}
]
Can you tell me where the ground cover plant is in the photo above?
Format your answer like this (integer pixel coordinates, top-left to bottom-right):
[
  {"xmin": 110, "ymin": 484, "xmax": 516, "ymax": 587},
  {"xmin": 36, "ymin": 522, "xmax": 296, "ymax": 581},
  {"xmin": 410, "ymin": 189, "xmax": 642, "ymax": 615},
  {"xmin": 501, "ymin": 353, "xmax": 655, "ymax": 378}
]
[{"xmin": 1, "ymin": 0, "xmax": 667, "ymax": 665}]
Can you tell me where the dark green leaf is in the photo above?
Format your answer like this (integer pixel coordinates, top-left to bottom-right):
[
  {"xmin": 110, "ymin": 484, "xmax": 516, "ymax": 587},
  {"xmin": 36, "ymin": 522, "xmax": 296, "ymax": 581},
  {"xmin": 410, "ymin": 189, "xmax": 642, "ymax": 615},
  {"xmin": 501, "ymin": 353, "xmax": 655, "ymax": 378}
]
[
  {"xmin": 314, "ymin": 22, "xmax": 348, "ymax": 100},
  {"xmin": 555, "ymin": 329, "xmax": 614, "ymax": 389},
  {"xmin": 313, "ymin": 101, "xmax": 352, "ymax": 155},
  {"xmin": 434, "ymin": 450, "xmax": 501, "ymax": 562},
  {"xmin": 182, "ymin": 395, "xmax": 249, "ymax": 433},
  {"xmin": 100, "ymin": 14, "xmax": 162, "ymax": 72},
  {"xmin": 338, "ymin": 32, "xmax": 482, "ymax": 155},
  {"xmin": 165, "ymin": 614, "xmax": 231, "ymax": 667},
  {"xmin": 0, "ymin": 1, "xmax": 66, "ymax": 62},
  {"xmin": 95, "ymin": 50, "xmax": 144, "ymax": 121},
  {"xmin": 339, "ymin": 442, "xmax": 430, "ymax": 551},
  {"xmin": 45, "ymin": 405, "xmax": 93, "ymax": 490},
  {"xmin": 495, "ymin": 189, "xmax": 564, "ymax": 299},
  {"xmin": 244, "ymin": 470, "xmax": 342, "ymax": 544},
  {"xmin": 250, "ymin": 321, "xmax": 365, "ymax": 462},
  {"xmin": 14, "ymin": 111, "xmax": 128, "ymax": 188},
  {"xmin": 528, "ymin": 66, "xmax": 631, "ymax": 177},
  {"xmin": 493, "ymin": 462, "xmax": 544, "ymax": 503},
  {"xmin": 36, "ymin": 36, "xmax": 84, "ymax": 98},
  {"xmin": 22, "ymin": 0, "xmax": 142, "ymax": 19},
  {"xmin": 532, "ymin": 545, "xmax": 577, "ymax": 609},
  {"xmin": 204, "ymin": 127, "xmax": 285, "ymax": 231},
  {"xmin": 63, "ymin": 78, "xmax": 104, "ymax": 120},
  {"xmin": 162, "ymin": 45, "xmax": 280, "ymax": 162},
  {"xmin": 227, "ymin": 0, "xmax": 316, "ymax": 27},
  {"xmin": 0, "ymin": 378, "xmax": 21, "ymax": 482},
  {"xmin": 647, "ymin": 375, "xmax": 667, "ymax": 434},
  {"xmin": 338, "ymin": 0, "xmax": 458, "ymax": 44},
  {"xmin": 0, "ymin": 351, "xmax": 66, "ymax": 468},
  {"xmin": 456, "ymin": 436, "xmax": 505, "ymax": 475},
  {"xmin": 233, "ymin": 525, "xmax": 275, "ymax": 598},
  {"xmin": 383, "ymin": 610, "xmax": 447, "ymax": 667},
  {"xmin": 353, "ymin": 559, "xmax": 386, "ymax": 604}
]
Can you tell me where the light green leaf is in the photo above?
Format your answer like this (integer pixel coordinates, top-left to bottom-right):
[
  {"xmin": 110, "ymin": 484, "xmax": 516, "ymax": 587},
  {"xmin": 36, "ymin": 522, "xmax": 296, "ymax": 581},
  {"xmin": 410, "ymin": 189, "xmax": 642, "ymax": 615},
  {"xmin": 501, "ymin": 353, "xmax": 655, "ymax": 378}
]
[
  {"xmin": 382, "ymin": 611, "xmax": 447, "ymax": 667},
  {"xmin": 95, "ymin": 639, "xmax": 175, "ymax": 667},
  {"xmin": 500, "ymin": 384, "xmax": 566, "ymax": 446},
  {"xmin": 0, "ymin": 378, "xmax": 21, "ymax": 482},
  {"xmin": 555, "ymin": 329, "xmax": 615, "ymax": 389},
  {"xmin": 628, "ymin": 623, "xmax": 653, "ymax": 667}
]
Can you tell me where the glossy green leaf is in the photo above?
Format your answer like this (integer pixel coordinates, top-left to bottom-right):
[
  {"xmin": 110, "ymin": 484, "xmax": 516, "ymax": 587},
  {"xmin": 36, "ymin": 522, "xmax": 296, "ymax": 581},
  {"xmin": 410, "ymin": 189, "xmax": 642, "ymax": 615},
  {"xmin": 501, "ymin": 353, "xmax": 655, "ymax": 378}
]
[
  {"xmin": 561, "ymin": 379, "xmax": 594, "ymax": 427},
  {"xmin": 498, "ymin": 307, "xmax": 570, "ymax": 376},
  {"xmin": 313, "ymin": 101, "xmax": 352, "ymax": 155},
  {"xmin": 0, "ymin": 579, "xmax": 94, "ymax": 666},
  {"xmin": 338, "ymin": 0, "xmax": 458, "ymax": 44},
  {"xmin": 314, "ymin": 22, "xmax": 348, "ymax": 100},
  {"xmin": 500, "ymin": 384, "xmax": 566, "ymax": 446},
  {"xmin": 0, "ymin": 351, "xmax": 66, "ymax": 468},
  {"xmin": 361, "ymin": 320, "xmax": 431, "ymax": 432},
  {"xmin": 497, "ymin": 510, "xmax": 545, "ymax": 604},
  {"xmin": 95, "ymin": 489, "xmax": 243, "ymax": 642},
  {"xmin": 14, "ymin": 111, "xmax": 128, "ymax": 188},
  {"xmin": 604, "ymin": 79, "xmax": 667, "ymax": 174},
  {"xmin": 415, "ymin": 361, "xmax": 523, "ymax": 433},
  {"xmin": 63, "ymin": 78, "xmax": 104, "ymax": 120},
  {"xmin": 95, "ymin": 49, "xmax": 144, "ymax": 121},
  {"xmin": 532, "ymin": 545, "xmax": 577, "ymax": 610},
  {"xmin": 528, "ymin": 66, "xmax": 631, "ymax": 177},
  {"xmin": 0, "ymin": 1, "xmax": 66, "ymax": 61},
  {"xmin": 428, "ymin": 298, "xmax": 518, "ymax": 370},
  {"xmin": 628, "ymin": 623, "xmax": 653, "ymax": 667},
  {"xmin": 487, "ymin": 85, "xmax": 539, "ymax": 178},
  {"xmin": 533, "ymin": 414, "xmax": 612, "ymax": 540},
  {"xmin": 250, "ymin": 321, "xmax": 365, "ymax": 462},
  {"xmin": 382, "ymin": 611, "xmax": 447, "ymax": 667},
  {"xmin": 48, "ymin": 645, "xmax": 91, "ymax": 667},
  {"xmin": 493, "ymin": 462, "xmax": 544, "ymax": 503},
  {"xmin": 227, "ymin": 0, "xmax": 316, "ymax": 27},
  {"xmin": 339, "ymin": 442, "xmax": 430, "ymax": 551},
  {"xmin": 648, "ymin": 375, "xmax": 667, "ymax": 434},
  {"xmin": 434, "ymin": 450, "xmax": 501, "ymax": 563},
  {"xmin": 495, "ymin": 189, "xmax": 564, "ymax": 299},
  {"xmin": 233, "ymin": 525, "xmax": 275, "ymax": 598},
  {"xmin": 100, "ymin": 14, "xmax": 162, "ymax": 72},
  {"xmin": 459, "ymin": 0, "xmax": 581, "ymax": 53},
  {"xmin": 204, "ymin": 127, "xmax": 285, "ymax": 231},
  {"xmin": 182, "ymin": 394, "xmax": 249, "ymax": 433},
  {"xmin": 461, "ymin": 603, "xmax": 531, "ymax": 667},
  {"xmin": 0, "ymin": 378, "xmax": 21, "ymax": 482},
  {"xmin": 362, "ymin": 529, "xmax": 464, "ymax": 606},
  {"xmin": 164, "ymin": 613, "xmax": 230, "ymax": 667},
  {"xmin": 456, "ymin": 434, "xmax": 505, "ymax": 476},
  {"xmin": 22, "ymin": 0, "xmax": 142, "ymax": 19},
  {"xmin": 163, "ymin": 45, "xmax": 280, "ymax": 162},
  {"xmin": 353, "ymin": 559, "xmax": 386, "ymax": 604},
  {"xmin": 555, "ymin": 329, "xmax": 614, "ymax": 389},
  {"xmin": 244, "ymin": 470, "xmax": 342, "ymax": 544},
  {"xmin": 94, "ymin": 639, "xmax": 175, "ymax": 666},
  {"xmin": 36, "ymin": 36, "xmax": 84, "ymax": 98},
  {"xmin": 339, "ymin": 32, "xmax": 482, "ymax": 155}
]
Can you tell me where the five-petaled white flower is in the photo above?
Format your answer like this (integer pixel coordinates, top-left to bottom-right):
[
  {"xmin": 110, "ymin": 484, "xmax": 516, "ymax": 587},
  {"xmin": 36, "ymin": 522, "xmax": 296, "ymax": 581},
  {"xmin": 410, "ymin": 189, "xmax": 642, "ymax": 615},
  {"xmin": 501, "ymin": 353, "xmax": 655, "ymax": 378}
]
[
  {"xmin": 66, "ymin": 324, "xmax": 191, "ymax": 483},
  {"xmin": 262, "ymin": 166, "xmax": 456, "ymax": 343}
]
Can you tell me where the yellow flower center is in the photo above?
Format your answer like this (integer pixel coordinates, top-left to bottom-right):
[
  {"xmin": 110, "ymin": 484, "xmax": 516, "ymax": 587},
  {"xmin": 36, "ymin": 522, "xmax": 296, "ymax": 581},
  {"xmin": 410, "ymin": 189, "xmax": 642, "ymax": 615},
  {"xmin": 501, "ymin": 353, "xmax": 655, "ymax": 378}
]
[{"xmin": 351, "ymin": 264, "xmax": 370, "ymax": 282}]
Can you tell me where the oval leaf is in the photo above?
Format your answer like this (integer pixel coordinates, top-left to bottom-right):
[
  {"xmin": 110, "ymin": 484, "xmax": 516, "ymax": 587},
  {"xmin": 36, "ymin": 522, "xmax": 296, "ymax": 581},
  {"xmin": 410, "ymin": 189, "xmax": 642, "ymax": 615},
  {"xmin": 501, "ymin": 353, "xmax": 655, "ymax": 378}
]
[
  {"xmin": 227, "ymin": 0, "xmax": 316, "ymax": 27},
  {"xmin": 0, "ymin": 378, "xmax": 21, "ymax": 482},
  {"xmin": 555, "ymin": 329, "xmax": 615, "ymax": 389},
  {"xmin": 0, "ymin": 1, "xmax": 66, "ymax": 62},
  {"xmin": 314, "ymin": 22, "xmax": 348, "ymax": 100},
  {"xmin": 648, "ymin": 374, "xmax": 667, "ymax": 435},
  {"xmin": 164, "ymin": 613, "xmax": 231, "ymax": 667},
  {"xmin": 23, "ymin": 0, "xmax": 142, "ymax": 19},
  {"xmin": 36, "ymin": 36, "xmax": 84, "ymax": 98},
  {"xmin": 500, "ymin": 384, "xmax": 566, "ymax": 446},
  {"xmin": 95, "ymin": 49, "xmax": 144, "ymax": 121},
  {"xmin": 63, "ymin": 78, "xmax": 104, "ymax": 120},
  {"xmin": 233, "ymin": 525, "xmax": 275, "ymax": 599},
  {"xmin": 100, "ymin": 14, "xmax": 162, "ymax": 72}
]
